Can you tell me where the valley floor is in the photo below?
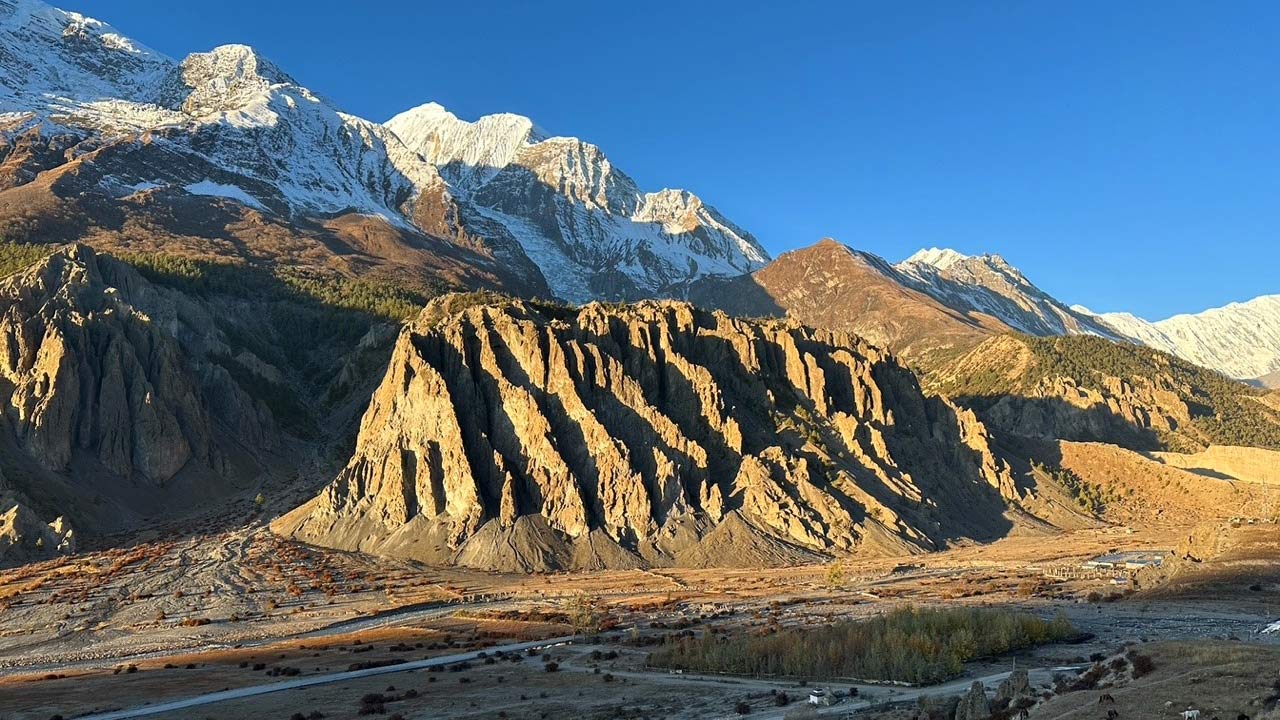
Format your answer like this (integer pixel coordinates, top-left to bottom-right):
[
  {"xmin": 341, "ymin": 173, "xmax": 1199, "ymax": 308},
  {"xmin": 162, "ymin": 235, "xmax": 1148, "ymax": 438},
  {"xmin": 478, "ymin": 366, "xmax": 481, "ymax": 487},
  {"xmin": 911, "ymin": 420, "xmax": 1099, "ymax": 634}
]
[{"xmin": 2, "ymin": 521, "xmax": 1279, "ymax": 718}]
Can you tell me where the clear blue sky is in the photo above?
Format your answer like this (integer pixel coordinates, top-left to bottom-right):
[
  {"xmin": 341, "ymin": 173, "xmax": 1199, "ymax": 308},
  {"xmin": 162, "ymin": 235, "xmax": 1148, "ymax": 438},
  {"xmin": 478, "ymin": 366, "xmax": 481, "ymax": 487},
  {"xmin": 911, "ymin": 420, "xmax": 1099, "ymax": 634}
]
[{"xmin": 78, "ymin": 0, "xmax": 1278, "ymax": 320}]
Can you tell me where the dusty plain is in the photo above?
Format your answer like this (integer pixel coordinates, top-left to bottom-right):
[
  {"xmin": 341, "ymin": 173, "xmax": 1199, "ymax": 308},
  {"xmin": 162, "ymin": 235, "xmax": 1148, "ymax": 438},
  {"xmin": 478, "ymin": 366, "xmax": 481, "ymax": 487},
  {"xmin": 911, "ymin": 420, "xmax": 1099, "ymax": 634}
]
[{"xmin": 1, "ymin": 519, "xmax": 1277, "ymax": 719}]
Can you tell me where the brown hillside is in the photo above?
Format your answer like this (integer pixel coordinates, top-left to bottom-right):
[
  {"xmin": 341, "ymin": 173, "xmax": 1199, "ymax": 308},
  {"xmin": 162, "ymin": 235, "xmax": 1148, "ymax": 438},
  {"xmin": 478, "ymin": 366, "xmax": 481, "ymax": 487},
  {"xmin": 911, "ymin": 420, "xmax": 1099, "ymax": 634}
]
[{"xmin": 688, "ymin": 239, "xmax": 1007, "ymax": 368}]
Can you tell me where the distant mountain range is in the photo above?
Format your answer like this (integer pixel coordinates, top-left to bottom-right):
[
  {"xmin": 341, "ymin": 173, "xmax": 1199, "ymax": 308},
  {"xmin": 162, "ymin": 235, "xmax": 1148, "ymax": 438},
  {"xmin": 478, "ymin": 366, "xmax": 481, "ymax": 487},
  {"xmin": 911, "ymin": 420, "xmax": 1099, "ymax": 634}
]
[
  {"xmin": 1083, "ymin": 297, "xmax": 1280, "ymax": 386},
  {"xmin": 693, "ymin": 240, "xmax": 1280, "ymax": 387},
  {"xmin": 0, "ymin": 0, "xmax": 767, "ymax": 303},
  {"xmin": 1, "ymin": 0, "xmax": 1274, "ymax": 387}
]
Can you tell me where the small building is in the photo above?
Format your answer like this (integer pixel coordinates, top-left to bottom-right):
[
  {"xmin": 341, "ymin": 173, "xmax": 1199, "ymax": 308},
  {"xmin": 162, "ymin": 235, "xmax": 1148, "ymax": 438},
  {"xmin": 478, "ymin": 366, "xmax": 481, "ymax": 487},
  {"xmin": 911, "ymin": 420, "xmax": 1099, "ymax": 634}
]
[
  {"xmin": 1081, "ymin": 551, "xmax": 1167, "ymax": 572},
  {"xmin": 808, "ymin": 688, "xmax": 835, "ymax": 706}
]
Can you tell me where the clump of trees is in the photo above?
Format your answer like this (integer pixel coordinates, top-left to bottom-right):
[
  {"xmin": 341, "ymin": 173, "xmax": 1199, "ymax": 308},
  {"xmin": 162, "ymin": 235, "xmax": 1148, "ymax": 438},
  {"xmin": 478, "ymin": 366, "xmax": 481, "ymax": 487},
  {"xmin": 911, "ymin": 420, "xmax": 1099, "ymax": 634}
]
[
  {"xmin": 648, "ymin": 606, "xmax": 1076, "ymax": 685},
  {"xmin": 1031, "ymin": 461, "xmax": 1115, "ymax": 514},
  {"xmin": 0, "ymin": 239, "xmax": 53, "ymax": 278},
  {"xmin": 120, "ymin": 252, "xmax": 435, "ymax": 322}
]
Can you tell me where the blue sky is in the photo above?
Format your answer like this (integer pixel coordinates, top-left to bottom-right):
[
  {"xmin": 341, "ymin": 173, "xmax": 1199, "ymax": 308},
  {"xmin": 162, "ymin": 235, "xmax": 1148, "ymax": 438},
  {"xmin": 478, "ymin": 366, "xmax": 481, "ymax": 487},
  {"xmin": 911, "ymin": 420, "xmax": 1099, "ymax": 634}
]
[{"xmin": 79, "ymin": 0, "xmax": 1278, "ymax": 319}]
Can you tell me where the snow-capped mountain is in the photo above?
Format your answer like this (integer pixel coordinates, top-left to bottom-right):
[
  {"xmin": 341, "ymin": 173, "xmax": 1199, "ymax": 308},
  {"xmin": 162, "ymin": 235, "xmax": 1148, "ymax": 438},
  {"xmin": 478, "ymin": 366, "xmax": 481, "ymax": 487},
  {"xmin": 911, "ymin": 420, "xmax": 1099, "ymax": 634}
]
[
  {"xmin": 386, "ymin": 103, "xmax": 768, "ymax": 302},
  {"xmin": 0, "ymin": 0, "xmax": 768, "ymax": 303},
  {"xmin": 889, "ymin": 246, "xmax": 1280, "ymax": 385},
  {"xmin": 1088, "ymin": 296, "xmax": 1280, "ymax": 385},
  {"xmin": 0, "ymin": 0, "xmax": 168, "ymax": 107},
  {"xmin": 895, "ymin": 247, "xmax": 1117, "ymax": 337},
  {"xmin": 1, "ymin": 0, "xmax": 444, "ymax": 221}
]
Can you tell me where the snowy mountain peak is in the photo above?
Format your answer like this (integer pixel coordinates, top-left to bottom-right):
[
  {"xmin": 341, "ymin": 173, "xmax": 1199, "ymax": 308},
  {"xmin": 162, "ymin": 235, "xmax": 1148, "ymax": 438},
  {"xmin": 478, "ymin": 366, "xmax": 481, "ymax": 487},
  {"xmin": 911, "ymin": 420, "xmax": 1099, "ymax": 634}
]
[
  {"xmin": 157, "ymin": 44, "xmax": 302, "ymax": 117},
  {"xmin": 903, "ymin": 247, "xmax": 970, "ymax": 270},
  {"xmin": 1, "ymin": 2, "xmax": 769, "ymax": 306},
  {"xmin": 1090, "ymin": 294, "xmax": 1280, "ymax": 383},
  {"xmin": 893, "ymin": 248, "xmax": 1115, "ymax": 338},
  {"xmin": 385, "ymin": 99, "xmax": 768, "ymax": 301},
  {"xmin": 183, "ymin": 44, "xmax": 294, "ymax": 88},
  {"xmin": 385, "ymin": 101, "xmax": 549, "ymax": 190},
  {"xmin": 0, "ymin": 0, "xmax": 170, "ymax": 105}
]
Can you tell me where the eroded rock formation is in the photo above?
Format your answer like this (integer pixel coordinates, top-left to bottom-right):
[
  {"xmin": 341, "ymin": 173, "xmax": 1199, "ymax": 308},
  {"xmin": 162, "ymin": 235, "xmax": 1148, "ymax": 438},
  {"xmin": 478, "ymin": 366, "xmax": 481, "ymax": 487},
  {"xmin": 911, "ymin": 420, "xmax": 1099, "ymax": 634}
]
[
  {"xmin": 278, "ymin": 295, "xmax": 1028, "ymax": 571},
  {"xmin": 0, "ymin": 245, "xmax": 269, "ymax": 482},
  {"xmin": 0, "ymin": 244, "xmax": 298, "ymax": 548},
  {"xmin": 954, "ymin": 681, "xmax": 992, "ymax": 720}
]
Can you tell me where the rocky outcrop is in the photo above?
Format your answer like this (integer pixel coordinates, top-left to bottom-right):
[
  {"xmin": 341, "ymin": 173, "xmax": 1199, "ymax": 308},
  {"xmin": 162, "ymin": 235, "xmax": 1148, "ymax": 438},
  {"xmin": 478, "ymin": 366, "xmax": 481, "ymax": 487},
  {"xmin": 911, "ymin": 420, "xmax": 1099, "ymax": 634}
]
[
  {"xmin": 954, "ymin": 681, "xmax": 991, "ymax": 720},
  {"xmin": 0, "ymin": 500, "xmax": 73, "ymax": 566},
  {"xmin": 995, "ymin": 669, "xmax": 1032, "ymax": 704},
  {"xmin": 278, "ymin": 296, "xmax": 1029, "ymax": 571},
  {"xmin": 0, "ymin": 246, "xmax": 202, "ymax": 479},
  {"xmin": 0, "ymin": 245, "xmax": 270, "ymax": 482},
  {"xmin": 0, "ymin": 244, "xmax": 294, "ymax": 541},
  {"xmin": 975, "ymin": 371, "xmax": 1192, "ymax": 451}
]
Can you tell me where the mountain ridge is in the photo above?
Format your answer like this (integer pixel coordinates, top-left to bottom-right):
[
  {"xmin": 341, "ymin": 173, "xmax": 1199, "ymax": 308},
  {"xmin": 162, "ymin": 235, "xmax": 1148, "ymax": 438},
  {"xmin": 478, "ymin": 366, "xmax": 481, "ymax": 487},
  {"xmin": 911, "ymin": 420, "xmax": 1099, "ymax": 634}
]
[
  {"xmin": 1087, "ymin": 295, "xmax": 1280, "ymax": 386},
  {"xmin": 0, "ymin": 0, "xmax": 768, "ymax": 305}
]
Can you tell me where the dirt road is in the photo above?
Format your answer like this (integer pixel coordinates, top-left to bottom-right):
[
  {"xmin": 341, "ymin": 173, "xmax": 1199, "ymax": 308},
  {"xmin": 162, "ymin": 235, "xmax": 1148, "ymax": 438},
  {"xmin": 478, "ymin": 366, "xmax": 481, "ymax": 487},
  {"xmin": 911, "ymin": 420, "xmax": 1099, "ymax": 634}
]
[{"xmin": 75, "ymin": 635, "xmax": 576, "ymax": 720}]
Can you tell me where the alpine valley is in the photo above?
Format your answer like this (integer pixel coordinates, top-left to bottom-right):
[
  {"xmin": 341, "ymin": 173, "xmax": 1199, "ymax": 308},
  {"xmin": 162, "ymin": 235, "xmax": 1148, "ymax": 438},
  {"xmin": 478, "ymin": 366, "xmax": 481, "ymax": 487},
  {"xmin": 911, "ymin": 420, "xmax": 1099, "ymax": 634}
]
[{"xmin": 2, "ymin": 4, "xmax": 1280, "ymax": 720}]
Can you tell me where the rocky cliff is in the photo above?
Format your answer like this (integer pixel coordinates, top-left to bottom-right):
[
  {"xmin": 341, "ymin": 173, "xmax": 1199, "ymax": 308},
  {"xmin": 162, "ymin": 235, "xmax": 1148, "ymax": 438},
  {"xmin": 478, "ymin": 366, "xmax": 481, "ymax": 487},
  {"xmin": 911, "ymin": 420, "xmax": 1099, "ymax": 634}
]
[
  {"xmin": 0, "ymin": 246, "xmax": 215, "ymax": 480},
  {"xmin": 0, "ymin": 243, "xmax": 299, "ymax": 555},
  {"xmin": 277, "ymin": 295, "xmax": 1031, "ymax": 571}
]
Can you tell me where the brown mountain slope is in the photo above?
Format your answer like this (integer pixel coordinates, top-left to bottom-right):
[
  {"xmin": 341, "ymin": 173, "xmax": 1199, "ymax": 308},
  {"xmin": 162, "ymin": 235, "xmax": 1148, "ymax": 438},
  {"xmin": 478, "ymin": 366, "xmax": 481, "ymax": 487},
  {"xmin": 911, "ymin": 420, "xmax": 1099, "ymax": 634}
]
[
  {"xmin": 929, "ymin": 334, "xmax": 1280, "ymax": 453},
  {"xmin": 1026, "ymin": 440, "xmax": 1280, "ymax": 525},
  {"xmin": 275, "ymin": 295, "xmax": 1062, "ymax": 572},
  {"xmin": 0, "ymin": 125, "xmax": 550, "ymax": 300},
  {"xmin": 687, "ymin": 239, "xmax": 1007, "ymax": 368}
]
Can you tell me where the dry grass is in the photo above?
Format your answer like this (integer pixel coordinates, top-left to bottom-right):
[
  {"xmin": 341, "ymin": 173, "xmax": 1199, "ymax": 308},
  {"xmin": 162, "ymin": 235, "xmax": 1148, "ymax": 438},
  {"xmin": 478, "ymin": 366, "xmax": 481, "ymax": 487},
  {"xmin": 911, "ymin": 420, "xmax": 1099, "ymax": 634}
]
[{"xmin": 1029, "ymin": 641, "xmax": 1280, "ymax": 720}]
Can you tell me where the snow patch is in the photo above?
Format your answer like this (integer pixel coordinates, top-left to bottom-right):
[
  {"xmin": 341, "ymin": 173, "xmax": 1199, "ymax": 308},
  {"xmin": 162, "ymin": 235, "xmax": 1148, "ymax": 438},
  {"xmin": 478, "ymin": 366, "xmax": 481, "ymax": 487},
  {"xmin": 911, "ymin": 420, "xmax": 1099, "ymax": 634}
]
[{"xmin": 184, "ymin": 179, "xmax": 265, "ymax": 210}]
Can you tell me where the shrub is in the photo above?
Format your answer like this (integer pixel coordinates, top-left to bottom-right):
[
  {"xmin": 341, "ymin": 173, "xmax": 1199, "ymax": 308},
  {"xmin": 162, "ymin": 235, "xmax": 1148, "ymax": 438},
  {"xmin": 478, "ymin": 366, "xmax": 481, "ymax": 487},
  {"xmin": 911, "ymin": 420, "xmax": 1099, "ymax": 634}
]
[
  {"xmin": 1129, "ymin": 652, "xmax": 1155, "ymax": 678},
  {"xmin": 735, "ymin": 701, "xmax": 751, "ymax": 714},
  {"xmin": 648, "ymin": 606, "xmax": 1075, "ymax": 684}
]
